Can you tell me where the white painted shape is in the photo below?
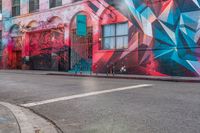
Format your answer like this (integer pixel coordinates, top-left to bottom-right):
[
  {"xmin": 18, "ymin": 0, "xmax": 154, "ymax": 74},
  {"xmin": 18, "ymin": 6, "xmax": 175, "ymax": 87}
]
[
  {"xmin": 193, "ymin": 0, "xmax": 200, "ymax": 8},
  {"xmin": 159, "ymin": 21, "xmax": 176, "ymax": 45},
  {"xmin": 141, "ymin": 15, "xmax": 153, "ymax": 37},
  {"xmin": 187, "ymin": 60, "xmax": 200, "ymax": 76}
]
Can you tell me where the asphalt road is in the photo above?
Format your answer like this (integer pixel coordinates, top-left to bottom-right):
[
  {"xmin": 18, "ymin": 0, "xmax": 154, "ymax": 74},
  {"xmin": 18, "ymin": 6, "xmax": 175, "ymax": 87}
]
[{"xmin": 0, "ymin": 72, "xmax": 200, "ymax": 133}]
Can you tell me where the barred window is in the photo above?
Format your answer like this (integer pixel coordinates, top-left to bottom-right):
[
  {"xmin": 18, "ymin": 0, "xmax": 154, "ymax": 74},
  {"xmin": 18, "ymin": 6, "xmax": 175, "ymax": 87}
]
[
  {"xmin": 12, "ymin": 0, "xmax": 20, "ymax": 17},
  {"xmin": 0, "ymin": 0, "xmax": 2, "ymax": 13},
  {"xmin": 29, "ymin": 0, "xmax": 39, "ymax": 13},
  {"xmin": 102, "ymin": 22, "xmax": 129, "ymax": 50},
  {"xmin": 49, "ymin": 0, "xmax": 62, "ymax": 8}
]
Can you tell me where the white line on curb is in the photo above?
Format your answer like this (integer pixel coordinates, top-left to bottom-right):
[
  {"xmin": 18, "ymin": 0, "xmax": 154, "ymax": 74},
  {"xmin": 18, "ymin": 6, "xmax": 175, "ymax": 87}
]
[{"xmin": 21, "ymin": 84, "xmax": 153, "ymax": 107}]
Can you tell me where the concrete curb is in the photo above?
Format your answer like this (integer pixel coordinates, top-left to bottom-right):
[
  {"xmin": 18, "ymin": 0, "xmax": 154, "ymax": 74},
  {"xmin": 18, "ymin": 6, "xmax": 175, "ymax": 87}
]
[
  {"xmin": 0, "ymin": 70, "xmax": 200, "ymax": 83},
  {"xmin": 0, "ymin": 104, "xmax": 20, "ymax": 133},
  {"xmin": 0, "ymin": 102, "xmax": 59, "ymax": 133},
  {"xmin": 46, "ymin": 73, "xmax": 200, "ymax": 83}
]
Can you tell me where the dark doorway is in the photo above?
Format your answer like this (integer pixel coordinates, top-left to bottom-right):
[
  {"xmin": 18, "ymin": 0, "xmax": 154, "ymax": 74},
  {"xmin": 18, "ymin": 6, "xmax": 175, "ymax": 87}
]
[
  {"xmin": 10, "ymin": 36, "xmax": 23, "ymax": 69},
  {"xmin": 58, "ymin": 50, "xmax": 68, "ymax": 71},
  {"xmin": 12, "ymin": 50, "xmax": 22, "ymax": 69}
]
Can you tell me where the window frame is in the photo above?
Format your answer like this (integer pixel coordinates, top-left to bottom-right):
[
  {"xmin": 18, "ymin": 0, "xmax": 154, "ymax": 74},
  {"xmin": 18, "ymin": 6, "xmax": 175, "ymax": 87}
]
[
  {"xmin": 0, "ymin": 0, "xmax": 2, "ymax": 14},
  {"xmin": 29, "ymin": 0, "xmax": 40, "ymax": 13},
  {"xmin": 101, "ymin": 22, "xmax": 129, "ymax": 50},
  {"xmin": 49, "ymin": 0, "xmax": 62, "ymax": 9},
  {"xmin": 12, "ymin": 0, "xmax": 21, "ymax": 17}
]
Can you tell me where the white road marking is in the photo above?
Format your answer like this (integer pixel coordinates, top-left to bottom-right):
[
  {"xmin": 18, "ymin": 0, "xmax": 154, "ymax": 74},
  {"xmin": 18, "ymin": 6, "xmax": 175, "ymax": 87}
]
[{"xmin": 21, "ymin": 84, "xmax": 153, "ymax": 107}]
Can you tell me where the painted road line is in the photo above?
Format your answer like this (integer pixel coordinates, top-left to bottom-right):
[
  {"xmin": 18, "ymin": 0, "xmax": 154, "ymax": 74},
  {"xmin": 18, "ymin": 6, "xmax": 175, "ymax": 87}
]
[{"xmin": 21, "ymin": 84, "xmax": 153, "ymax": 107}]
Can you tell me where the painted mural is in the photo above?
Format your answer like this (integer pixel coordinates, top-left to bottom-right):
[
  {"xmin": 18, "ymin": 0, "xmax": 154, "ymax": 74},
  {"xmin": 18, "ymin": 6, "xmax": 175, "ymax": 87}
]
[
  {"xmin": 1, "ymin": 0, "xmax": 200, "ymax": 77},
  {"xmin": 29, "ymin": 28, "xmax": 67, "ymax": 70},
  {"xmin": 93, "ymin": 0, "xmax": 200, "ymax": 76}
]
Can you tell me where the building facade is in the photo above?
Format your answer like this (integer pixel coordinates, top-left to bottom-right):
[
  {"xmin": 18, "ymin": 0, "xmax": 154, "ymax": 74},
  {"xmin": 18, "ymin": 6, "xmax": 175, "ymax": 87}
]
[{"xmin": 0, "ymin": 0, "xmax": 200, "ymax": 77}]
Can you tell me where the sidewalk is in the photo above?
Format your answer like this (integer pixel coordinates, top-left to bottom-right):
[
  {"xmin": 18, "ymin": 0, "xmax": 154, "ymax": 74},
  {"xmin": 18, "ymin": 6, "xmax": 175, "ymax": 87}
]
[
  {"xmin": 0, "ymin": 69, "xmax": 200, "ymax": 82},
  {"xmin": 0, "ymin": 104, "xmax": 20, "ymax": 133},
  {"xmin": 0, "ymin": 102, "xmax": 59, "ymax": 133}
]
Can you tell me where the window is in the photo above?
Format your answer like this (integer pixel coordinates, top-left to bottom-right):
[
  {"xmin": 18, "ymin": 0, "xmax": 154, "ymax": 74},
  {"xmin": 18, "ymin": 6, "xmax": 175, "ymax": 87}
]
[
  {"xmin": 0, "ymin": 0, "xmax": 2, "ymax": 13},
  {"xmin": 49, "ymin": 0, "xmax": 62, "ymax": 8},
  {"xmin": 29, "ymin": 0, "xmax": 39, "ymax": 13},
  {"xmin": 102, "ymin": 22, "xmax": 128, "ymax": 50},
  {"xmin": 12, "ymin": 0, "xmax": 20, "ymax": 17},
  {"xmin": 0, "ymin": 30, "xmax": 2, "ymax": 50}
]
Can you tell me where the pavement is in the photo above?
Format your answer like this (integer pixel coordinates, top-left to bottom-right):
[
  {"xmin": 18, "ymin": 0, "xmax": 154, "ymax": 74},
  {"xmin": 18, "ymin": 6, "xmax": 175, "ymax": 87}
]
[
  {"xmin": 0, "ymin": 69, "xmax": 200, "ymax": 82},
  {"xmin": 0, "ymin": 104, "xmax": 20, "ymax": 133},
  {"xmin": 0, "ymin": 70, "xmax": 200, "ymax": 133},
  {"xmin": 0, "ymin": 102, "xmax": 59, "ymax": 133}
]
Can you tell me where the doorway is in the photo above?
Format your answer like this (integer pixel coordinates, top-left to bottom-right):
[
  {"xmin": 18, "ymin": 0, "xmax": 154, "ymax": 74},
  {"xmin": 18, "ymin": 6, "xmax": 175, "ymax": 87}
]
[
  {"xmin": 10, "ymin": 36, "xmax": 23, "ymax": 69},
  {"xmin": 12, "ymin": 50, "xmax": 22, "ymax": 69},
  {"xmin": 58, "ymin": 50, "xmax": 68, "ymax": 71},
  {"xmin": 70, "ymin": 27, "xmax": 93, "ymax": 72},
  {"xmin": 70, "ymin": 12, "xmax": 93, "ymax": 72}
]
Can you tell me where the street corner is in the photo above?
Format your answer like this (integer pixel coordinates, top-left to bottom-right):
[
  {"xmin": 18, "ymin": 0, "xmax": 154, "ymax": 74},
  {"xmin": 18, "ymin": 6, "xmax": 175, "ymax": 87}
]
[
  {"xmin": 0, "ymin": 102, "xmax": 60, "ymax": 133},
  {"xmin": 0, "ymin": 104, "xmax": 20, "ymax": 133}
]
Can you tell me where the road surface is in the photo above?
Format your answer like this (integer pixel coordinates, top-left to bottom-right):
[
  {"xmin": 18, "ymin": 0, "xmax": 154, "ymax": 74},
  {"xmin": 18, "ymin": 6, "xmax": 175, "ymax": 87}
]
[{"xmin": 0, "ymin": 71, "xmax": 200, "ymax": 133}]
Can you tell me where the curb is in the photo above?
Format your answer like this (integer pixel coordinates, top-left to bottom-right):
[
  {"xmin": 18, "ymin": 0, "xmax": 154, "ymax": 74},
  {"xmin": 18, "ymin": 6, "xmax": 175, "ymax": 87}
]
[
  {"xmin": 46, "ymin": 73, "xmax": 200, "ymax": 83},
  {"xmin": 1, "ymin": 70, "xmax": 200, "ymax": 83},
  {"xmin": 0, "ymin": 102, "xmax": 60, "ymax": 133},
  {"xmin": 0, "ymin": 104, "xmax": 20, "ymax": 133},
  {"xmin": 20, "ymin": 105, "xmax": 64, "ymax": 133}
]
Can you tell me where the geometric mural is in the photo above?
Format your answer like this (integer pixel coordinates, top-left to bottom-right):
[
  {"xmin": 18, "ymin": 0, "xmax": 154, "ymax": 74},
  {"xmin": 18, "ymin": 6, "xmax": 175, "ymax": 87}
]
[{"xmin": 95, "ymin": 0, "xmax": 200, "ymax": 76}]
